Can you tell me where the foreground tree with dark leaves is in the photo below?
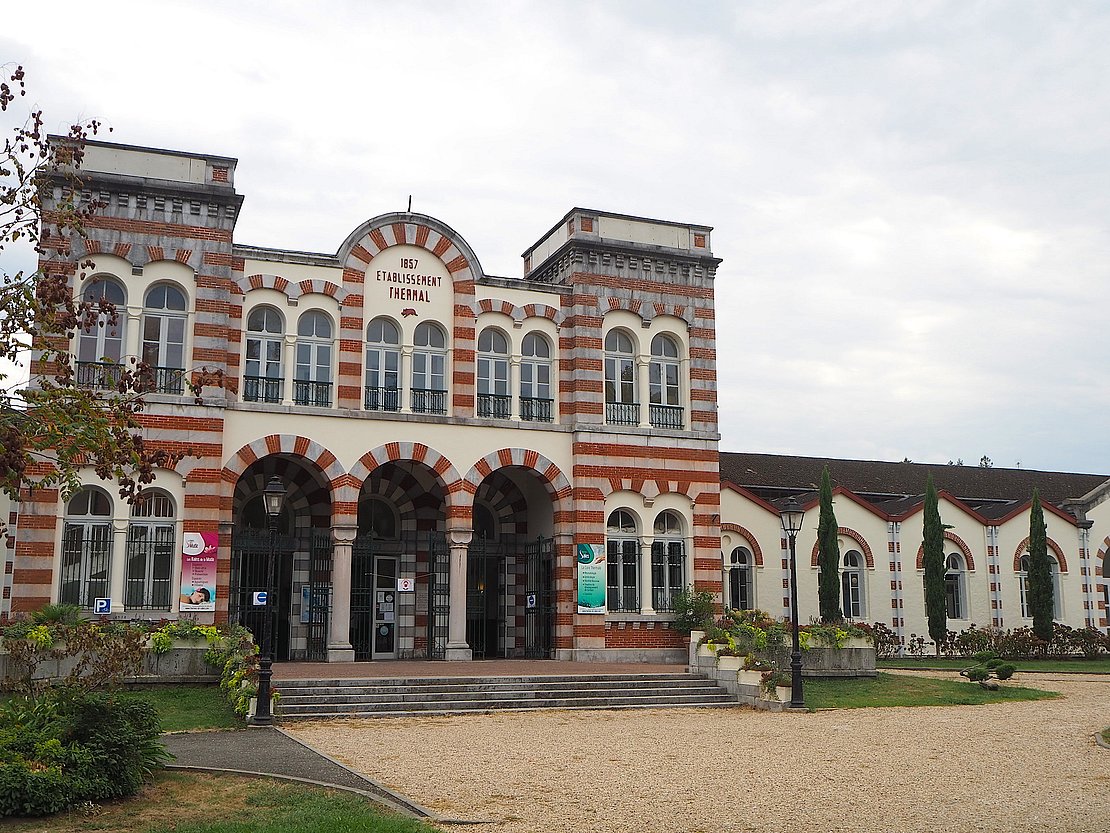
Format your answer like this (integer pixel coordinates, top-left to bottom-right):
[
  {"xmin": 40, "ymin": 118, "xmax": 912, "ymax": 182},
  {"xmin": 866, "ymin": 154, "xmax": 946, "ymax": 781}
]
[{"xmin": 1, "ymin": 66, "xmax": 215, "ymax": 505}]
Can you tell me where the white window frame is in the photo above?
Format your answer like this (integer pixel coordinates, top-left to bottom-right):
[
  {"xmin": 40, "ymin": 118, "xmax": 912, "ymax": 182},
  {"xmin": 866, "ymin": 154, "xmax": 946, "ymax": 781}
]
[
  {"xmin": 944, "ymin": 552, "xmax": 968, "ymax": 620},
  {"xmin": 125, "ymin": 490, "xmax": 176, "ymax": 610},
  {"xmin": 727, "ymin": 546, "xmax": 754, "ymax": 611},
  {"xmin": 141, "ymin": 283, "xmax": 188, "ymax": 370},
  {"xmin": 244, "ymin": 306, "xmax": 284, "ymax": 402},
  {"xmin": 651, "ymin": 510, "xmax": 685, "ymax": 612},
  {"xmin": 60, "ymin": 488, "xmax": 113, "ymax": 609},
  {"xmin": 606, "ymin": 509, "xmax": 640, "ymax": 612},
  {"xmin": 841, "ymin": 550, "xmax": 866, "ymax": 620},
  {"xmin": 364, "ymin": 317, "xmax": 401, "ymax": 410},
  {"xmin": 1018, "ymin": 553, "xmax": 1063, "ymax": 620}
]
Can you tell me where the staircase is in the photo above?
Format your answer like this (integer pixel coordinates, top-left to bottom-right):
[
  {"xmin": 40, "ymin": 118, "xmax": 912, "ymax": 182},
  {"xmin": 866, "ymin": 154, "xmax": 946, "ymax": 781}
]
[{"xmin": 276, "ymin": 673, "xmax": 737, "ymax": 720}]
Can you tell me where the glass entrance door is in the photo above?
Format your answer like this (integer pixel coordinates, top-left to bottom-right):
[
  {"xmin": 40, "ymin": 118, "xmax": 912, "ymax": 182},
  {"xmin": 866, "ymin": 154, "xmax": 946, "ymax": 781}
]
[{"xmin": 372, "ymin": 556, "xmax": 397, "ymax": 659}]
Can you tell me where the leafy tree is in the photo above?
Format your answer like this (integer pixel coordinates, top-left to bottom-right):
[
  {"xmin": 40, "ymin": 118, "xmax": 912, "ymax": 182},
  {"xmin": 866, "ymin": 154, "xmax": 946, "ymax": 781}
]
[
  {"xmin": 1026, "ymin": 488, "xmax": 1054, "ymax": 641},
  {"xmin": 0, "ymin": 65, "xmax": 207, "ymax": 503},
  {"xmin": 816, "ymin": 465, "xmax": 841, "ymax": 622},
  {"xmin": 921, "ymin": 474, "xmax": 947, "ymax": 655},
  {"xmin": 979, "ymin": 455, "xmax": 993, "ymax": 468}
]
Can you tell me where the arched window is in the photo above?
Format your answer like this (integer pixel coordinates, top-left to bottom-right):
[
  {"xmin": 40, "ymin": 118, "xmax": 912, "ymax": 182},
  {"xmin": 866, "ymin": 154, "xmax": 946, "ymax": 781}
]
[
  {"xmin": 125, "ymin": 490, "xmax": 175, "ymax": 610},
  {"xmin": 1018, "ymin": 553, "xmax": 1063, "ymax": 619},
  {"xmin": 364, "ymin": 318, "xmax": 400, "ymax": 411},
  {"xmin": 75, "ymin": 278, "xmax": 126, "ymax": 389},
  {"xmin": 606, "ymin": 509, "xmax": 639, "ymax": 612},
  {"xmin": 358, "ymin": 496, "xmax": 398, "ymax": 540},
  {"xmin": 60, "ymin": 488, "xmax": 113, "ymax": 608},
  {"xmin": 652, "ymin": 510, "xmax": 685, "ymax": 611},
  {"xmin": 649, "ymin": 334, "xmax": 683, "ymax": 429},
  {"xmin": 141, "ymin": 284, "xmax": 187, "ymax": 393},
  {"xmin": 944, "ymin": 553, "xmax": 967, "ymax": 620},
  {"xmin": 244, "ymin": 306, "xmax": 284, "ymax": 403},
  {"xmin": 604, "ymin": 330, "xmax": 637, "ymax": 425},
  {"xmin": 294, "ymin": 310, "xmax": 333, "ymax": 407},
  {"xmin": 727, "ymin": 546, "xmax": 754, "ymax": 611},
  {"xmin": 476, "ymin": 328, "xmax": 510, "ymax": 419},
  {"xmin": 411, "ymin": 322, "xmax": 447, "ymax": 414},
  {"xmin": 520, "ymin": 332, "xmax": 553, "ymax": 422},
  {"xmin": 841, "ymin": 550, "xmax": 866, "ymax": 619}
]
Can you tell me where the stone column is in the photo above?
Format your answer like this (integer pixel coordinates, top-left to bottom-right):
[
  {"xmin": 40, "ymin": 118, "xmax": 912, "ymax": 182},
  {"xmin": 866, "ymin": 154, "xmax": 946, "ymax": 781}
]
[
  {"xmin": 639, "ymin": 538, "xmax": 655, "ymax": 614},
  {"xmin": 637, "ymin": 356, "xmax": 651, "ymax": 428},
  {"xmin": 109, "ymin": 519, "xmax": 128, "ymax": 614},
  {"xmin": 509, "ymin": 356, "xmax": 521, "ymax": 420},
  {"xmin": 444, "ymin": 528, "xmax": 473, "ymax": 661},
  {"xmin": 327, "ymin": 525, "xmax": 357, "ymax": 662},
  {"xmin": 282, "ymin": 335, "xmax": 296, "ymax": 406},
  {"xmin": 400, "ymin": 347, "xmax": 412, "ymax": 413},
  {"xmin": 125, "ymin": 306, "xmax": 142, "ymax": 362}
]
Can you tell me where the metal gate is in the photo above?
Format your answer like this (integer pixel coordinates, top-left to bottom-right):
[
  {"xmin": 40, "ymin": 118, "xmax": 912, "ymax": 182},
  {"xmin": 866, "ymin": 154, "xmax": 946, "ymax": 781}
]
[
  {"xmin": 230, "ymin": 528, "xmax": 332, "ymax": 662},
  {"xmin": 427, "ymin": 533, "xmax": 450, "ymax": 659},
  {"xmin": 524, "ymin": 537, "xmax": 556, "ymax": 658},
  {"xmin": 466, "ymin": 539, "xmax": 506, "ymax": 658}
]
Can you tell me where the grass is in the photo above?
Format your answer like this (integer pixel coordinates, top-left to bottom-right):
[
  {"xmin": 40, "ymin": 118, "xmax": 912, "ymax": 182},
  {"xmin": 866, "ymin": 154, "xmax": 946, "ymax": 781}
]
[
  {"xmin": 2, "ymin": 771, "xmax": 436, "ymax": 832},
  {"xmin": 124, "ymin": 685, "xmax": 241, "ymax": 732},
  {"xmin": 803, "ymin": 671, "xmax": 1060, "ymax": 710},
  {"xmin": 1102, "ymin": 727, "xmax": 1110, "ymax": 745},
  {"xmin": 878, "ymin": 657, "xmax": 1110, "ymax": 674},
  {"xmin": 1, "ymin": 686, "xmax": 239, "ymax": 732}
]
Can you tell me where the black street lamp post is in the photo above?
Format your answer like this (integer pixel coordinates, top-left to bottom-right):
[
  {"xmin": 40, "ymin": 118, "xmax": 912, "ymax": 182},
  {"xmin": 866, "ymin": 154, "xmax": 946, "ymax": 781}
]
[
  {"xmin": 252, "ymin": 476, "xmax": 285, "ymax": 726},
  {"xmin": 780, "ymin": 495, "xmax": 806, "ymax": 710}
]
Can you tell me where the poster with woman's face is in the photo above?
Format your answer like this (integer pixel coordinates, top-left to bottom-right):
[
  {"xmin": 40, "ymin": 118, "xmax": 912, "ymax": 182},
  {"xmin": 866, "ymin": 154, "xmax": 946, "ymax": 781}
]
[{"xmin": 180, "ymin": 532, "xmax": 218, "ymax": 612}]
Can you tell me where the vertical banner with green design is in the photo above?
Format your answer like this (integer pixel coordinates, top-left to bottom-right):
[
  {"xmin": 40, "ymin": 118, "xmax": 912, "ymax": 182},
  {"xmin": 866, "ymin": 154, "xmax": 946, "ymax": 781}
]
[{"xmin": 576, "ymin": 543, "xmax": 606, "ymax": 614}]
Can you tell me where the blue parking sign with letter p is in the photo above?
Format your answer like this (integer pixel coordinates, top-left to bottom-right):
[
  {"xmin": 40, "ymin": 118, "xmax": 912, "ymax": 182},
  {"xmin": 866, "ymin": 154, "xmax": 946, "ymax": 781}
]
[
  {"xmin": 252, "ymin": 591, "xmax": 268, "ymax": 606},
  {"xmin": 93, "ymin": 598, "xmax": 111, "ymax": 615}
]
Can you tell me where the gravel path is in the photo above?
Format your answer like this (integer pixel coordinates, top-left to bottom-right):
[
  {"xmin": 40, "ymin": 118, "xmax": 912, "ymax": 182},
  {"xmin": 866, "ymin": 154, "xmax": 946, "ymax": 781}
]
[{"xmin": 287, "ymin": 672, "xmax": 1110, "ymax": 833}]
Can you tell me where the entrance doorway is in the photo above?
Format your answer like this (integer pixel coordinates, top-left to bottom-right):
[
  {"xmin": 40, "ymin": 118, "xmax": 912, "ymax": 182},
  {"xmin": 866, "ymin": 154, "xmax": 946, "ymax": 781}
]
[
  {"xmin": 466, "ymin": 536, "xmax": 555, "ymax": 658},
  {"xmin": 351, "ymin": 541, "xmax": 402, "ymax": 660}
]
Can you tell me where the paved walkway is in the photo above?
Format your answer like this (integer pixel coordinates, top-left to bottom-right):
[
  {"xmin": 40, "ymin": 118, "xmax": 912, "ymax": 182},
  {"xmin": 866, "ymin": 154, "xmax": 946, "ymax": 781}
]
[
  {"xmin": 162, "ymin": 727, "xmax": 436, "ymax": 820},
  {"xmin": 273, "ymin": 658, "xmax": 687, "ymax": 679}
]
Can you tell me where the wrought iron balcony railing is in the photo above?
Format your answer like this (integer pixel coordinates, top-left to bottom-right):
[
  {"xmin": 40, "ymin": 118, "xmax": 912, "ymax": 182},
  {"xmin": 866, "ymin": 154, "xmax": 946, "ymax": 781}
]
[
  {"xmin": 605, "ymin": 401, "xmax": 639, "ymax": 426},
  {"xmin": 243, "ymin": 375, "xmax": 283, "ymax": 404},
  {"xmin": 649, "ymin": 404, "xmax": 684, "ymax": 430},
  {"xmin": 477, "ymin": 393, "xmax": 512, "ymax": 419},
  {"xmin": 520, "ymin": 397, "xmax": 554, "ymax": 422},
  {"xmin": 364, "ymin": 385, "xmax": 401, "ymax": 412},
  {"xmin": 293, "ymin": 379, "xmax": 332, "ymax": 408},
  {"xmin": 411, "ymin": 388, "xmax": 447, "ymax": 415}
]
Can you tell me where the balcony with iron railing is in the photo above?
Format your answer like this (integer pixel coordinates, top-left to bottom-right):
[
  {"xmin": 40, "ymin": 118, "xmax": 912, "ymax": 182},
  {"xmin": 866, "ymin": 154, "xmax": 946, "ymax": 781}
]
[
  {"xmin": 605, "ymin": 401, "xmax": 639, "ymax": 426},
  {"xmin": 243, "ymin": 375, "xmax": 283, "ymax": 404},
  {"xmin": 75, "ymin": 360, "xmax": 124, "ymax": 390},
  {"xmin": 520, "ymin": 397, "xmax": 554, "ymax": 422},
  {"xmin": 477, "ymin": 393, "xmax": 512, "ymax": 419},
  {"xmin": 649, "ymin": 404, "xmax": 684, "ymax": 430},
  {"xmin": 607, "ymin": 586, "xmax": 641, "ymax": 613},
  {"xmin": 140, "ymin": 366, "xmax": 186, "ymax": 395},
  {"xmin": 293, "ymin": 379, "xmax": 332, "ymax": 407},
  {"xmin": 364, "ymin": 386, "xmax": 401, "ymax": 412},
  {"xmin": 411, "ymin": 388, "xmax": 448, "ymax": 415}
]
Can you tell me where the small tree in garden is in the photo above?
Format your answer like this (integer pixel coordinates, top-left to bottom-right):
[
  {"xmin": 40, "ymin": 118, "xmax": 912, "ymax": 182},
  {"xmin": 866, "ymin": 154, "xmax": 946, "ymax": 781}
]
[
  {"xmin": 1026, "ymin": 489, "xmax": 1054, "ymax": 641},
  {"xmin": 921, "ymin": 474, "xmax": 947, "ymax": 656},
  {"xmin": 960, "ymin": 651, "xmax": 1016, "ymax": 690},
  {"xmin": 816, "ymin": 465, "xmax": 841, "ymax": 622}
]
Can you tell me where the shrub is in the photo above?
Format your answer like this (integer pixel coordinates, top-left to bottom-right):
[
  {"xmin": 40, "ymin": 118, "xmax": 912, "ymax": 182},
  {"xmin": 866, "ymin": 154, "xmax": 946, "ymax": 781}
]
[
  {"xmin": 671, "ymin": 587, "xmax": 716, "ymax": 634},
  {"xmin": 0, "ymin": 689, "xmax": 170, "ymax": 817}
]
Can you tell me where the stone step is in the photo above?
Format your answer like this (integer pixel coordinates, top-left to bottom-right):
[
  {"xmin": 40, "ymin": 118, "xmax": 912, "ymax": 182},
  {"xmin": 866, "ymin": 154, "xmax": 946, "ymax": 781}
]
[
  {"xmin": 279, "ymin": 684, "xmax": 725, "ymax": 707},
  {"xmin": 279, "ymin": 692, "xmax": 736, "ymax": 718},
  {"xmin": 279, "ymin": 680, "xmax": 721, "ymax": 700},
  {"xmin": 276, "ymin": 673, "xmax": 692, "ymax": 689},
  {"xmin": 282, "ymin": 701, "xmax": 741, "ymax": 721}
]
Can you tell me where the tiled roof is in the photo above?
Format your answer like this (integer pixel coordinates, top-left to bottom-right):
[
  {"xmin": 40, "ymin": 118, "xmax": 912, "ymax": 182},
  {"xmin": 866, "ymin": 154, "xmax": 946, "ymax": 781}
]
[{"xmin": 719, "ymin": 452, "xmax": 1108, "ymax": 511}]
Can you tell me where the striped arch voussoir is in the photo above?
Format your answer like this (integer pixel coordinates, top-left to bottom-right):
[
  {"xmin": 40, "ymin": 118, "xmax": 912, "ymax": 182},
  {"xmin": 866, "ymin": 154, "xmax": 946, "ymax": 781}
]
[
  {"xmin": 339, "ymin": 215, "xmax": 481, "ymax": 287},
  {"xmin": 77, "ymin": 239, "xmax": 198, "ymax": 271},
  {"xmin": 463, "ymin": 449, "xmax": 573, "ymax": 506},
  {"xmin": 721, "ymin": 523, "xmax": 764, "ymax": 566},
  {"xmin": 605, "ymin": 298, "xmax": 694, "ymax": 327},
  {"xmin": 222, "ymin": 435, "xmax": 346, "ymax": 492},
  {"xmin": 471, "ymin": 299, "xmax": 565, "ymax": 327},
  {"xmin": 1012, "ymin": 536, "xmax": 1068, "ymax": 573},
  {"xmin": 914, "ymin": 531, "xmax": 976, "ymax": 571},
  {"xmin": 810, "ymin": 527, "xmax": 875, "ymax": 568},
  {"xmin": 349, "ymin": 443, "xmax": 463, "ymax": 507},
  {"xmin": 238, "ymin": 274, "xmax": 350, "ymax": 306},
  {"xmin": 1096, "ymin": 537, "xmax": 1109, "ymax": 578}
]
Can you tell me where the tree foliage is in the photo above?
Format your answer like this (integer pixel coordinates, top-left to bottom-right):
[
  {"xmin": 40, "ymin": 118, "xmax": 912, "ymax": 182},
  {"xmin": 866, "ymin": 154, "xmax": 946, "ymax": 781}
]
[
  {"xmin": 1026, "ymin": 488, "xmax": 1054, "ymax": 641},
  {"xmin": 0, "ymin": 65, "xmax": 210, "ymax": 503},
  {"xmin": 921, "ymin": 473, "xmax": 947, "ymax": 654},
  {"xmin": 816, "ymin": 465, "xmax": 841, "ymax": 622}
]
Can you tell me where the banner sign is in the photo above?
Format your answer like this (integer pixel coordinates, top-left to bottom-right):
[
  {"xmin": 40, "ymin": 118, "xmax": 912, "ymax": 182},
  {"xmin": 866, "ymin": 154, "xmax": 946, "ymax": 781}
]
[
  {"xmin": 576, "ymin": 543, "xmax": 607, "ymax": 614},
  {"xmin": 180, "ymin": 531, "xmax": 218, "ymax": 612}
]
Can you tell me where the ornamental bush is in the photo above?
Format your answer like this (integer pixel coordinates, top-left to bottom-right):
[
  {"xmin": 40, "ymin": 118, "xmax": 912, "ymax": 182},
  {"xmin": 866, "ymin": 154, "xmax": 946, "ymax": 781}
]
[
  {"xmin": 670, "ymin": 587, "xmax": 717, "ymax": 634},
  {"xmin": 0, "ymin": 689, "xmax": 170, "ymax": 817}
]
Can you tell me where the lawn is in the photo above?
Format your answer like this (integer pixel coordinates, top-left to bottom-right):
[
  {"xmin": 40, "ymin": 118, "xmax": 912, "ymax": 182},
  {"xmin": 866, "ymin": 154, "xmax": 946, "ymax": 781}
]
[
  {"xmin": 878, "ymin": 657, "xmax": 1110, "ymax": 674},
  {"xmin": 124, "ymin": 685, "xmax": 240, "ymax": 732},
  {"xmin": 803, "ymin": 671, "xmax": 1060, "ymax": 710},
  {"xmin": 2, "ymin": 771, "xmax": 436, "ymax": 833}
]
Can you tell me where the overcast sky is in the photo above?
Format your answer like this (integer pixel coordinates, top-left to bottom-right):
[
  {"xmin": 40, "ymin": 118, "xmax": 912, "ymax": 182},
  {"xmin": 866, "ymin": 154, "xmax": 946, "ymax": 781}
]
[{"xmin": 3, "ymin": 1, "xmax": 1108, "ymax": 475}]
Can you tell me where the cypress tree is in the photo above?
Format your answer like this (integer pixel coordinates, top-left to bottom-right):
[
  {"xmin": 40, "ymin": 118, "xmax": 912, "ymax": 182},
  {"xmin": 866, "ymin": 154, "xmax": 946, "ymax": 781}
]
[
  {"xmin": 922, "ymin": 474, "xmax": 947, "ymax": 656},
  {"xmin": 1027, "ymin": 489, "xmax": 1054, "ymax": 642},
  {"xmin": 816, "ymin": 466, "xmax": 841, "ymax": 622}
]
